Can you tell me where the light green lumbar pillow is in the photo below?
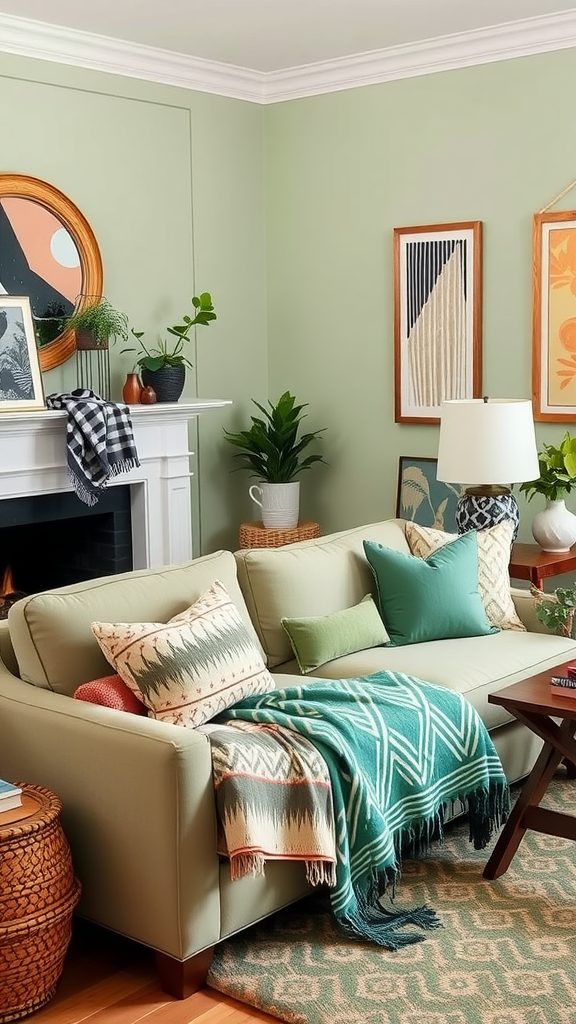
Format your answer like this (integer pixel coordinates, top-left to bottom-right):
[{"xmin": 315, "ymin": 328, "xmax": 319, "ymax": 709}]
[
  {"xmin": 363, "ymin": 531, "xmax": 498, "ymax": 647},
  {"xmin": 281, "ymin": 595, "xmax": 389, "ymax": 674}
]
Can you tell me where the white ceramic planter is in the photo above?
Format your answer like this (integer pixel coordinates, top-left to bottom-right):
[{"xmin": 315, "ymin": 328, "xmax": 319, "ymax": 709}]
[
  {"xmin": 248, "ymin": 481, "xmax": 300, "ymax": 529},
  {"xmin": 531, "ymin": 498, "xmax": 576, "ymax": 553}
]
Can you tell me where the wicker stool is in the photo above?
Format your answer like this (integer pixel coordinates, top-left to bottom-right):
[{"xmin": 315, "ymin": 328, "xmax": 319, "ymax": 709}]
[
  {"xmin": 0, "ymin": 784, "xmax": 81, "ymax": 1023},
  {"xmin": 239, "ymin": 520, "xmax": 321, "ymax": 549}
]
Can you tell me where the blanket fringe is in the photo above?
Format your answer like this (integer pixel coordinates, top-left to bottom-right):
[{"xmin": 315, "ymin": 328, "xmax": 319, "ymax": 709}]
[
  {"xmin": 467, "ymin": 780, "xmax": 510, "ymax": 850},
  {"xmin": 306, "ymin": 860, "xmax": 336, "ymax": 888},
  {"xmin": 67, "ymin": 468, "xmax": 98, "ymax": 506},
  {"xmin": 230, "ymin": 853, "xmax": 337, "ymax": 887},
  {"xmin": 230, "ymin": 853, "xmax": 266, "ymax": 879},
  {"xmin": 109, "ymin": 458, "xmax": 140, "ymax": 476},
  {"xmin": 340, "ymin": 890, "xmax": 443, "ymax": 950}
]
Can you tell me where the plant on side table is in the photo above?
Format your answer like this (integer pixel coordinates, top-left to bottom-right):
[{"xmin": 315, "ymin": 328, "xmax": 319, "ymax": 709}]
[
  {"xmin": 124, "ymin": 292, "xmax": 216, "ymax": 403},
  {"xmin": 223, "ymin": 390, "xmax": 327, "ymax": 529},
  {"xmin": 519, "ymin": 432, "xmax": 576, "ymax": 552}
]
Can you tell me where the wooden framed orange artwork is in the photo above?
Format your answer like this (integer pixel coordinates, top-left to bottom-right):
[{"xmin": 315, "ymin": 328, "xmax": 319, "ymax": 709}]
[{"xmin": 533, "ymin": 209, "xmax": 576, "ymax": 421}]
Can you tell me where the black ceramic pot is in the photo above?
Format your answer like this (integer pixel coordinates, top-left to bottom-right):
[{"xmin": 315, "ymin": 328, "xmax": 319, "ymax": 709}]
[{"xmin": 141, "ymin": 365, "xmax": 186, "ymax": 403}]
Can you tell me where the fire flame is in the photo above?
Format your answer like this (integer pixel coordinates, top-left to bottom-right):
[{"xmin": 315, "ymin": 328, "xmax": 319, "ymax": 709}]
[{"xmin": 0, "ymin": 566, "xmax": 15, "ymax": 597}]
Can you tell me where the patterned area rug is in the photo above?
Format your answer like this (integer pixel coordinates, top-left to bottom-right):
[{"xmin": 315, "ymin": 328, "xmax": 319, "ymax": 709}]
[{"xmin": 207, "ymin": 775, "xmax": 576, "ymax": 1024}]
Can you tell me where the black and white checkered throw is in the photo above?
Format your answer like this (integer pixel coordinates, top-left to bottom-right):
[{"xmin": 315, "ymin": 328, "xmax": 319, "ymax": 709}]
[{"xmin": 46, "ymin": 389, "xmax": 140, "ymax": 506}]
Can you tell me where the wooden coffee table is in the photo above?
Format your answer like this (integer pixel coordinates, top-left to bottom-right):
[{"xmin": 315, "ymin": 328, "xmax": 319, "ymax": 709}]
[{"xmin": 483, "ymin": 663, "xmax": 576, "ymax": 880}]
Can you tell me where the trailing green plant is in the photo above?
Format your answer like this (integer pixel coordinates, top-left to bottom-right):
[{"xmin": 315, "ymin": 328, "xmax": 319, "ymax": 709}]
[
  {"xmin": 519, "ymin": 432, "xmax": 576, "ymax": 502},
  {"xmin": 224, "ymin": 391, "xmax": 327, "ymax": 483},
  {"xmin": 530, "ymin": 582, "xmax": 576, "ymax": 638},
  {"xmin": 124, "ymin": 292, "xmax": 216, "ymax": 372},
  {"xmin": 64, "ymin": 296, "xmax": 130, "ymax": 347}
]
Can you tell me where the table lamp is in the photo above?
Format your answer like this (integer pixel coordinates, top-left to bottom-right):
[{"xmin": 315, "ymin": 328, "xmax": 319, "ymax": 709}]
[{"xmin": 436, "ymin": 398, "xmax": 539, "ymax": 541}]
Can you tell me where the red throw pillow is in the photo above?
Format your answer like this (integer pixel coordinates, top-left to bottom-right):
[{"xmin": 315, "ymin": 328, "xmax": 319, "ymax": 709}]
[{"xmin": 74, "ymin": 674, "xmax": 147, "ymax": 715}]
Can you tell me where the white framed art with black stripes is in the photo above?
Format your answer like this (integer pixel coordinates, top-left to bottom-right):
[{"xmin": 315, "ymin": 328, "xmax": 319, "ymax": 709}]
[
  {"xmin": 0, "ymin": 296, "xmax": 45, "ymax": 412},
  {"xmin": 393, "ymin": 221, "xmax": 483, "ymax": 424}
]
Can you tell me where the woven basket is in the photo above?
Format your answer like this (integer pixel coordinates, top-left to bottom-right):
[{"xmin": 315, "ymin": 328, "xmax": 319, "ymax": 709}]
[
  {"xmin": 239, "ymin": 520, "xmax": 320, "ymax": 549},
  {"xmin": 0, "ymin": 785, "xmax": 81, "ymax": 1023}
]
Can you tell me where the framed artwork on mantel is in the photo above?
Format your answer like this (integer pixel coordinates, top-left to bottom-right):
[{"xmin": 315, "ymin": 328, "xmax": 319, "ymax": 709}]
[
  {"xmin": 0, "ymin": 296, "xmax": 46, "ymax": 412},
  {"xmin": 532, "ymin": 209, "xmax": 576, "ymax": 421},
  {"xmin": 393, "ymin": 221, "xmax": 483, "ymax": 424}
]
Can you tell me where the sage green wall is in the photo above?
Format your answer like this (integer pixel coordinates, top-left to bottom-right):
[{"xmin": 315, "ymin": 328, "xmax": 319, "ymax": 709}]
[
  {"xmin": 3, "ymin": 43, "xmax": 576, "ymax": 557},
  {"xmin": 264, "ymin": 48, "xmax": 576, "ymax": 542},
  {"xmin": 0, "ymin": 52, "xmax": 267, "ymax": 554}
]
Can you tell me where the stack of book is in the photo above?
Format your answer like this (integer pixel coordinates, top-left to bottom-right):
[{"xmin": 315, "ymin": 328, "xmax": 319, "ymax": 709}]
[
  {"xmin": 550, "ymin": 675, "xmax": 576, "ymax": 698},
  {"xmin": 0, "ymin": 778, "xmax": 22, "ymax": 813}
]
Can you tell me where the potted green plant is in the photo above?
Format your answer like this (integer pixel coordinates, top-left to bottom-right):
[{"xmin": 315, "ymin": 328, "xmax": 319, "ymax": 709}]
[
  {"xmin": 519, "ymin": 432, "xmax": 576, "ymax": 552},
  {"xmin": 124, "ymin": 292, "xmax": 216, "ymax": 403},
  {"xmin": 530, "ymin": 582, "xmax": 576, "ymax": 638},
  {"xmin": 224, "ymin": 391, "xmax": 327, "ymax": 528},
  {"xmin": 64, "ymin": 296, "xmax": 130, "ymax": 350}
]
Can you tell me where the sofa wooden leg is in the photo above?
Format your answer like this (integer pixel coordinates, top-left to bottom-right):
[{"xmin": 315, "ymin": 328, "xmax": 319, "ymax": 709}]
[{"xmin": 155, "ymin": 946, "xmax": 214, "ymax": 999}]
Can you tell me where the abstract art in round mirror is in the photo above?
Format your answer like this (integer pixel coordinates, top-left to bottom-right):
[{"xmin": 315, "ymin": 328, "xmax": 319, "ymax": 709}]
[{"xmin": 0, "ymin": 174, "xmax": 103, "ymax": 371}]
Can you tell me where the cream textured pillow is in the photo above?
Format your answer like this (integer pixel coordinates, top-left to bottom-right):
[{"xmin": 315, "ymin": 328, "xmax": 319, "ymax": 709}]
[
  {"xmin": 91, "ymin": 579, "xmax": 275, "ymax": 728},
  {"xmin": 405, "ymin": 520, "xmax": 525, "ymax": 631}
]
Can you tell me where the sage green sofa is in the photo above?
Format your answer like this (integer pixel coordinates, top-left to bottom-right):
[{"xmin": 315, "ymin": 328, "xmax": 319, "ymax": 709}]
[{"xmin": 0, "ymin": 517, "xmax": 574, "ymax": 998}]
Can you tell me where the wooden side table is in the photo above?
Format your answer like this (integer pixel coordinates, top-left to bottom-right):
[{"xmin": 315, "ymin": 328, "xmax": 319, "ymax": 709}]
[
  {"xmin": 509, "ymin": 543, "xmax": 576, "ymax": 591},
  {"xmin": 239, "ymin": 520, "xmax": 321, "ymax": 549},
  {"xmin": 0, "ymin": 784, "xmax": 81, "ymax": 1022},
  {"xmin": 483, "ymin": 664, "xmax": 576, "ymax": 880}
]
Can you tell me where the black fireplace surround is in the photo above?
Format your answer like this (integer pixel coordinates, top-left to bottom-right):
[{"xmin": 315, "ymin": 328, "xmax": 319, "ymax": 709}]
[{"xmin": 0, "ymin": 485, "xmax": 133, "ymax": 597}]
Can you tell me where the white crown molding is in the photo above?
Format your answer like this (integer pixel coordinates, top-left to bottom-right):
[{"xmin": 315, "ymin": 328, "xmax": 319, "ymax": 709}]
[
  {"xmin": 0, "ymin": 13, "xmax": 267, "ymax": 102},
  {"xmin": 0, "ymin": 10, "xmax": 575, "ymax": 104},
  {"xmin": 264, "ymin": 11, "xmax": 576, "ymax": 102}
]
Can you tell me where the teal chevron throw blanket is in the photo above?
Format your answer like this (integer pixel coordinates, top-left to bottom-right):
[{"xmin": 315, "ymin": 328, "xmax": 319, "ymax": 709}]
[{"xmin": 223, "ymin": 672, "xmax": 510, "ymax": 950}]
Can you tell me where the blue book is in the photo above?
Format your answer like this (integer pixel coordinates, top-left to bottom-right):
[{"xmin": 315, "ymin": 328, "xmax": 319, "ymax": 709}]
[{"xmin": 0, "ymin": 779, "xmax": 23, "ymax": 811}]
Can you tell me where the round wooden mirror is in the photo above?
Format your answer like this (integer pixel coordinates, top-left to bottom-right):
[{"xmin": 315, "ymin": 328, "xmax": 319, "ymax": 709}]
[{"xmin": 0, "ymin": 174, "xmax": 103, "ymax": 371}]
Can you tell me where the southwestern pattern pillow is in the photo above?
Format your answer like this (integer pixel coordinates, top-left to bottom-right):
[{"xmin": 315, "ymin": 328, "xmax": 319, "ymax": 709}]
[
  {"xmin": 91, "ymin": 579, "xmax": 275, "ymax": 728},
  {"xmin": 405, "ymin": 520, "xmax": 524, "ymax": 631}
]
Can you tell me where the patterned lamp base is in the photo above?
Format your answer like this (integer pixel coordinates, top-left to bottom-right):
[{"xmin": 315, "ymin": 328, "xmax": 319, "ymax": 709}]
[{"xmin": 456, "ymin": 492, "xmax": 520, "ymax": 542}]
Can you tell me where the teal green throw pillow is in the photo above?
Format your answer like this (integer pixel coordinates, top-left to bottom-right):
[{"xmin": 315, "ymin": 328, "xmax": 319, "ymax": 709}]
[
  {"xmin": 363, "ymin": 532, "xmax": 498, "ymax": 647},
  {"xmin": 281, "ymin": 595, "xmax": 389, "ymax": 674}
]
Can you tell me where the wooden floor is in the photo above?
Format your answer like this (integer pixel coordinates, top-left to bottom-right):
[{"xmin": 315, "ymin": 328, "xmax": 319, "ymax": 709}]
[{"xmin": 27, "ymin": 919, "xmax": 280, "ymax": 1024}]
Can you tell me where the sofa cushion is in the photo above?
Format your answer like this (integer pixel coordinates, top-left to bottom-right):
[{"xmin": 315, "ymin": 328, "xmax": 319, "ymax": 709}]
[
  {"xmin": 363, "ymin": 533, "xmax": 498, "ymax": 646},
  {"xmin": 92, "ymin": 580, "xmax": 275, "ymax": 728},
  {"xmin": 235, "ymin": 519, "xmax": 410, "ymax": 668},
  {"xmin": 281, "ymin": 595, "xmax": 388, "ymax": 674},
  {"xmin": 74, "ymin": 674, "xmax": 147, "ymax": 714},
  {"xmin": 9, "ymin": 549, "xmax": 263, "ymax": 696},
  {"xmin": 274, "ymin": 629, "xmax": 576, "ymax": 732},
  {"xmin": 405, "ymin": 520, "xmax": 525, "ymax": 632}
]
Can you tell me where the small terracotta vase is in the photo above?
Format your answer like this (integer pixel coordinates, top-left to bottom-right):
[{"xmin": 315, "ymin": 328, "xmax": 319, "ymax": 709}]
[
  {"xmin": 122, "ymin": 372, "xmax": 142, "ymax": 404},
  {"xmin": 140, "ymin": 385, "xmax": 157, "ymax": 405}
]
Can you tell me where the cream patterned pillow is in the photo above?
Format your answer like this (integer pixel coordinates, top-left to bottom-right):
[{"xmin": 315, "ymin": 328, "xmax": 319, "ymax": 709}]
[
  {"xmin": 405, "ymin": 520, "xmax": 525, "ymax": 631},
  {"xmin": 91, "ymin": 579, "xmax": 275, "ymax": 728}
]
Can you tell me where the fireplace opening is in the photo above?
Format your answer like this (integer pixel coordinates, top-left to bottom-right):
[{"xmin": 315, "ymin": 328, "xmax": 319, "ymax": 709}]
[{"xmin": 0, "ymin": 486, "xmax": 133, "ymax": 603}]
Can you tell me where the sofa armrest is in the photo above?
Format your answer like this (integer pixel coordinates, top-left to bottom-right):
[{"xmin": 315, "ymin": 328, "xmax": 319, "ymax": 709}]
[
  {"xmin": 0, "ymin": 659, "xmax": 221, "ymax": 961},
  {"xmin": 511, "ymin": 587, "xmax": 555, "ymax": 634}
]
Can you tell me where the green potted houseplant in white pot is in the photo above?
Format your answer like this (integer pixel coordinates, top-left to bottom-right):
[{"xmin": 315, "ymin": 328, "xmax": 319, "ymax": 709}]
[
  {"xmin": 124, "ymin": 292, "xmax": 216, "ymax": 403},
  {"xmin": 224, "ymin": 391, "xmax": 327, "ymax": 529},
  {"xmin": 519, "ymin": 432, "xmax": 576, "ymax": 552}
]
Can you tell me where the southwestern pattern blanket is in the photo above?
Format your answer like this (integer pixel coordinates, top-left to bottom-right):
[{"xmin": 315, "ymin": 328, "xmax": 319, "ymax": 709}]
[{"xmin": 213, "ymin": 672, "xmax": 510, "ymax": 950}]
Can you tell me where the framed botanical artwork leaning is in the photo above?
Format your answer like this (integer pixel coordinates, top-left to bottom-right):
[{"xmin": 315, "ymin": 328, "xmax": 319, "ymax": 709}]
[
  {"xmin": 393, "ymin": 221, "xmax": 483, "ymax": 424},
  {"xmin": 0, "ymin": 296, "xmax": 45, "ymax": 412},
  {"xmin": 532, "ymin": 209, "xmax": 576, "ymax": 421},
  {"xmin": 395, "ymin": 456, "xmax": 465, "ymax": 532}
]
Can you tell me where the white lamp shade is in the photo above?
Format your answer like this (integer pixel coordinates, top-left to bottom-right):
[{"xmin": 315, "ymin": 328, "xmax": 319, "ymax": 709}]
[{"xmin": 436, "ymin": 399, "xmax": 539, "ymax": 486}]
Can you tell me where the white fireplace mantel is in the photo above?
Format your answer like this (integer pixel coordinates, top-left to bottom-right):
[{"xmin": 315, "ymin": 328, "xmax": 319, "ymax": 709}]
[{"xmin": 0, "ymin": 400, "xmax": 231, "ymax": 570}]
